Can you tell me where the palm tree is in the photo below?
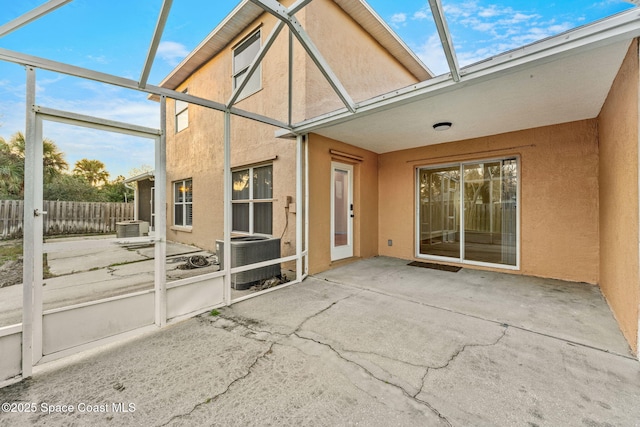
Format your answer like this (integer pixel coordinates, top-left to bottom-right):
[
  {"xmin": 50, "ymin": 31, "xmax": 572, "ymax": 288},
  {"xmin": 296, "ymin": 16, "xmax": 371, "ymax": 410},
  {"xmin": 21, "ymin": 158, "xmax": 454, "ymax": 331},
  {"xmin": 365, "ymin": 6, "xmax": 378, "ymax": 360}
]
[
  {"xmin": 8, "ymin": 131, "xmax": 68, "ymax": 181},
  {"xmin": 0, "ymin": 137, "xmax": 24, "ymax": 198},
  {"xmin": 73, "ymin": 158, "xmax": 110, "ymax": 187}
]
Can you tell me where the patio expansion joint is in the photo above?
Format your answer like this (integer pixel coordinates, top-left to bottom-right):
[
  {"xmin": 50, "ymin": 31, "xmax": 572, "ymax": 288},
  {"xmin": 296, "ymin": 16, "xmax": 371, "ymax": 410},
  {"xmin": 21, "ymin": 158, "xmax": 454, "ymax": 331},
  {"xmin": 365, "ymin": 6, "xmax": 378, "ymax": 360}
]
[{"xmin": 156, "ymin": 341, "xmax": 275, "ymax": 427}]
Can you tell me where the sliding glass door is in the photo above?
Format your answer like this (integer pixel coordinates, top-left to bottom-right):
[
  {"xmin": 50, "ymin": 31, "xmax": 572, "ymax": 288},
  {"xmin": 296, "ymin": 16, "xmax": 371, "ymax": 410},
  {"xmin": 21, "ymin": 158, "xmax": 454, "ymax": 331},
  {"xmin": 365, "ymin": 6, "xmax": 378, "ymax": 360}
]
[
  {"xmin": 417, "ymin": 158, "xmax": 518, "ymax": 268},
  {"xmin": 418, "ymin": 166, "xmax": 461, "ymax": 259}
]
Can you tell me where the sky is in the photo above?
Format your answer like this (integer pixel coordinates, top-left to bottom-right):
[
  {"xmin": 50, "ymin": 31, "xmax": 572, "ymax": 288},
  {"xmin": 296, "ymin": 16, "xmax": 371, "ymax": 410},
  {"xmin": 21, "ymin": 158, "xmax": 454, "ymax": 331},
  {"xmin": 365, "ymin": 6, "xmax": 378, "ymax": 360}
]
[{"xmin": 0, "ymin": 0, "xmax": 635, "ymax": 179}]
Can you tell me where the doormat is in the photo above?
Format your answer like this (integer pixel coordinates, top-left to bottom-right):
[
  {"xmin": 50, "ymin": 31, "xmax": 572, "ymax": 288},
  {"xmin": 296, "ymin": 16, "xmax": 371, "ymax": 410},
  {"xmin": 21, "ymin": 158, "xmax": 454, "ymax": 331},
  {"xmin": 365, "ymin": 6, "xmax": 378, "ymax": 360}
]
[{"xmin": 408, "ymin": 261, "xmax": 462, "ymax": 272}]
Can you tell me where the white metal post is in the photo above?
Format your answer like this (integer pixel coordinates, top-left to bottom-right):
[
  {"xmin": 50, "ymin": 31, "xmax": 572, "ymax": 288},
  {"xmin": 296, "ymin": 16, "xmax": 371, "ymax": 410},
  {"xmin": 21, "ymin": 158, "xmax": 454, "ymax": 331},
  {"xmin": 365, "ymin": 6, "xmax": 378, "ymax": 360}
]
[
  {"xmin": 139, "ymin": 0, "xmax": 173, "ymax": 88},
  {"xmin": 154, "ymin": 96, "xmax": 168, "ymax": 327},
  {"xmin": 0, "ymin": 0, "xmax": 73, "ymax": 38},
  {"xmin": 296, "ymin": 135, "xmax": 303, "ymax": 282},
  {"xmin": 428, "ymin": 0, "xmax": 461, "ymax": 81},
  {"xmin": 288, "ymin": 31, "xmax": 293, "ymax": 126},
  {"xmin": 304, "ymin": 134, "xmax": 309, "ymax": 276},
  {"xmin": 21, "ymin": 66, "xmax": 36, "ymax": 377},
  {"xmin": 223, "ymin": 111, "xmax": 232, "ymax": 305},
  {"xmin": 32, "ymin": 115, "xmax": 44, "ymax": 363}
]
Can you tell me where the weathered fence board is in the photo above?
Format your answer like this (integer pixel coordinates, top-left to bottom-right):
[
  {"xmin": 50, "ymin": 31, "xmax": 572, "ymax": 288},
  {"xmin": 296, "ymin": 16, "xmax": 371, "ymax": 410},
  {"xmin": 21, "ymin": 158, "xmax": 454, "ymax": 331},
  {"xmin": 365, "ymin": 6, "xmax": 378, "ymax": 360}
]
[{"xmin": 0, "ymin": 200, "xmax": 134, "ymax": 239}]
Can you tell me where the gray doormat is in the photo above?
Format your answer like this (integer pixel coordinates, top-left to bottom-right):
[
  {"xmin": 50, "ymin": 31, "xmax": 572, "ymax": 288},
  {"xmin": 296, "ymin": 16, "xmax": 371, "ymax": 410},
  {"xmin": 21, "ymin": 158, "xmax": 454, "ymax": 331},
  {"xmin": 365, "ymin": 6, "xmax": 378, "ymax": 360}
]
[{"xmin": 408, "ymin": 261, "xmax": 462, "ymax": 272}]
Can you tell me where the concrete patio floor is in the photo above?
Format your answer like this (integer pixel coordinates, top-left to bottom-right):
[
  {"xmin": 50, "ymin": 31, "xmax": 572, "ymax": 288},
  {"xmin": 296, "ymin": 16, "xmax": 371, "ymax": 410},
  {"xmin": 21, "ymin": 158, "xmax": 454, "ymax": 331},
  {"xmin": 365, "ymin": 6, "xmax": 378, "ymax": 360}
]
[{"xmin": 1, "ymin": 256, "xmax": 639, "ymax": 426}]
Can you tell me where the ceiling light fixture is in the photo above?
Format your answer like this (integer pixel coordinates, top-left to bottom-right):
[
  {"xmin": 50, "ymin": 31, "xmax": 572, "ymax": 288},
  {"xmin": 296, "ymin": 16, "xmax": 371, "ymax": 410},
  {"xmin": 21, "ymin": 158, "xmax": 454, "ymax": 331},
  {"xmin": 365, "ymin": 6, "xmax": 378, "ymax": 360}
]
[{"xmin": 433, "ymin": 121, "xmax": 452, "ymax": 131}]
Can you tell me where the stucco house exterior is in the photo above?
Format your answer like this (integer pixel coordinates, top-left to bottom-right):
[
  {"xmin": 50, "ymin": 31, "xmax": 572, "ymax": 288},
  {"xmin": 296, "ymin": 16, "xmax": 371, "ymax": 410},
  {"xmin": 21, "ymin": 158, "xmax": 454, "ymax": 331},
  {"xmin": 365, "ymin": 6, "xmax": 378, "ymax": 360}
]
[
  {"xmin": 158, "ymin": 0, "xmax": 640, "ymax": 354},
  {"xmin": 159, "ymin": 0, "xmax": 431, "ymax": 269},
  {"xmin": 124, "ymin": 171, "xmax": 155, "ymax": 230}
]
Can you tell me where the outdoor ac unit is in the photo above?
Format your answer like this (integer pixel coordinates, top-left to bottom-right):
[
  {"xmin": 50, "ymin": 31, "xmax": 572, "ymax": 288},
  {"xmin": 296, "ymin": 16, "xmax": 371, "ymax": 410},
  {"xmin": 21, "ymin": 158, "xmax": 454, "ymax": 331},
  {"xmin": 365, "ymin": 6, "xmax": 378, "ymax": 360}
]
[
  {"xmin": 116, "ymin": 220, "xmax": 150, "ymax": 238},
  {"xmin": 138, "ymin": 221, "xmax": 149, "ymax": 236},
  {"xmin": 216, "ymin": 236, "xmax": 281, "ymax": 290}
]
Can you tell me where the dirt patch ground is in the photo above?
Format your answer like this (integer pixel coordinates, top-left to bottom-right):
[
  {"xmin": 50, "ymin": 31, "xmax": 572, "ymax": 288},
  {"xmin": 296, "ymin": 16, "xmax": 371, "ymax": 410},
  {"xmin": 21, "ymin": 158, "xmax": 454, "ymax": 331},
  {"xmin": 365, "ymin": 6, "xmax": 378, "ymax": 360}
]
[{"xmin": 0, "ymin": 240, "xmax": 22, "ymax": 288}]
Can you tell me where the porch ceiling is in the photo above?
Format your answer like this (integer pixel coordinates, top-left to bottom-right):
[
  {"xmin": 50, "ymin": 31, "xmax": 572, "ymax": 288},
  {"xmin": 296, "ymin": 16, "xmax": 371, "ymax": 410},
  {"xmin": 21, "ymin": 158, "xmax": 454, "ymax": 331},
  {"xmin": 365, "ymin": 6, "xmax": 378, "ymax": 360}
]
[{"xmin": 307, "ymin": 38, "xmax": 632, "ymax": 154}]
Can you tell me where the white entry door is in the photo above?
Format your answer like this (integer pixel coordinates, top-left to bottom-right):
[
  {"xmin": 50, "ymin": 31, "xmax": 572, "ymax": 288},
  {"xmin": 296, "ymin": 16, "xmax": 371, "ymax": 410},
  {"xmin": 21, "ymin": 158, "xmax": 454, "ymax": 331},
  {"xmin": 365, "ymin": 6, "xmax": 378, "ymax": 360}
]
[{"xmin": 331, "ymin": 162, "xmax": 354, "ymax": 261}]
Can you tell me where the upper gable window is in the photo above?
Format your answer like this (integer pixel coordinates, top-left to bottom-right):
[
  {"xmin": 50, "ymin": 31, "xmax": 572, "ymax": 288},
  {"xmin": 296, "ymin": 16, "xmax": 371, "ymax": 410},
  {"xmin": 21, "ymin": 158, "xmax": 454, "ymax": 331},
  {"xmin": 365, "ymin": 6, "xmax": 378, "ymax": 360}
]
[
  {"xmin": 175, "ymin": 89, "xmax": 188, "ymax": 133},
  {"xmin": 233, "ymin": 30, "xmax": 261, "ymax": 99}
]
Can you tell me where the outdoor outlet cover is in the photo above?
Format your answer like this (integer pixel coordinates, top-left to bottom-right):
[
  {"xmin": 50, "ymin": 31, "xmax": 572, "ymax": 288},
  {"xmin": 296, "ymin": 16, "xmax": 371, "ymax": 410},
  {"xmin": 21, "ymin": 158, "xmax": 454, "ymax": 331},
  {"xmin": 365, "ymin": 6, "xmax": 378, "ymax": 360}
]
[{"xmin": 388, "ymin": 239, "xmax": 393, "ymax": 246}]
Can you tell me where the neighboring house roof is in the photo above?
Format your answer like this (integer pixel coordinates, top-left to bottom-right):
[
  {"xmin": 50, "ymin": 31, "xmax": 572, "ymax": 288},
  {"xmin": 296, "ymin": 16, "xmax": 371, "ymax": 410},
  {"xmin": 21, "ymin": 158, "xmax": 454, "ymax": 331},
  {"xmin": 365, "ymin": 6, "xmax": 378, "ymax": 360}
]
[
  {"xmin": 159, "ymin": 0, "xmax": 432, "ymax": 91},
  {"xmin": 124, "ymin": 171, "xmax": 155, "ymax": 184}
]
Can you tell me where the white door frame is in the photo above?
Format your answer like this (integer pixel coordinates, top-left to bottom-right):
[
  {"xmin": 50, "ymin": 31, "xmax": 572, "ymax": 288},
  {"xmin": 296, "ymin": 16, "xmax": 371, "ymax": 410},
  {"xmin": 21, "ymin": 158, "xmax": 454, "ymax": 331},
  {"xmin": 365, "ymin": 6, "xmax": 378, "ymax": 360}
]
[{"xmin": 331, "ymin": 161, "xmax": 354, "ymax": 261}]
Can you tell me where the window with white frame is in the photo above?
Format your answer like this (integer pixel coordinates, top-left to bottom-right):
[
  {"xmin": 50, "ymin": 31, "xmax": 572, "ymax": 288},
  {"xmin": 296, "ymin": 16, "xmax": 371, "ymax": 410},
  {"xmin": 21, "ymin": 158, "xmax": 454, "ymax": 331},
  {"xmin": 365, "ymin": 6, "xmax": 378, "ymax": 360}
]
[
  {"xmin": 232, "ymin": 30, "xmax": 261, "ymax": 99},
  {"xmin": 175, "ymin": 90, "xmax": 188, "ymax": 133},
  {"xmin": 173, "ymin": 179, "xmax": 193, "ymax": 227},
  {"xmin": 232, "ymin": 165, "xmax": 272, "ymax": 235}
]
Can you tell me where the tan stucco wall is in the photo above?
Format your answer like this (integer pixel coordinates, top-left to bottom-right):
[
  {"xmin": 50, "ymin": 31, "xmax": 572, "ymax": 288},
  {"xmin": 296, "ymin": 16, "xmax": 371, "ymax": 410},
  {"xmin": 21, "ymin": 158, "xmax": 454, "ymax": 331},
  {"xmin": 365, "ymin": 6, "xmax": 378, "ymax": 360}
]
[
  {"xmin": 166, "ymin": 104, "xmax": 225, "ymax": 250},
  {"xmin": 598, "ymin": 39, "xmax": 639, "ymax": 353},
  {"xmin": 303, "ymin": 0, "xmax": 421, "ymax": 119},
  {"xmin": 165, "ymin": 7, "xmax": 299, "ymax": 251},
  {"xmin": 307, "ymin": 134, "xmax": 379, "ymax": 274},
  {"xmin": 164, "ymin": 0, "xmax": 426, "ymax": 258},
  {"xmin": 378, "ymin": 120, "xmax": 600, "ymax": 284}
]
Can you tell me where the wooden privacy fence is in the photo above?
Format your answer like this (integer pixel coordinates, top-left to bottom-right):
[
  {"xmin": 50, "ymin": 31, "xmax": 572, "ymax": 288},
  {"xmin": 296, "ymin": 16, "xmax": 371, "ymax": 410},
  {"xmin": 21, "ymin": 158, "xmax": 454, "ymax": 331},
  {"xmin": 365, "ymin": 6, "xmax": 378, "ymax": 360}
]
[{"xmin": 0, "ymin": 200, "xmax": 134, "ymax": 239}]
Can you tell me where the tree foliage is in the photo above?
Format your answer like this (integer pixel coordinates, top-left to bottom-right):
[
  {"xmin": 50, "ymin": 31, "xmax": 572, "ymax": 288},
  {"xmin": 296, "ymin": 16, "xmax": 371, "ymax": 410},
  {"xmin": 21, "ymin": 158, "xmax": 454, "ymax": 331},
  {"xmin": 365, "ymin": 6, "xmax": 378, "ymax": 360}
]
[
  {"xmin": 0, "ymin": 138, "xmax": 24, "ymax": 199},
  {"xmin": 73, "ymin": 158, "xmax": 110, "ymax": 187},
  {"xmin": 0, "ymin": 131, "xmax": 136, "ymax": 203},
  {"xmin": 101, "ymin": 175, "xmax": 134, "ymax": 203},
  {"xmin": 8, "ymin": 131, "xmax": 69, "ymax": 182},
  {"xmin": 43, "ymin": 174, "xmax": 104, "ymax": 202}
]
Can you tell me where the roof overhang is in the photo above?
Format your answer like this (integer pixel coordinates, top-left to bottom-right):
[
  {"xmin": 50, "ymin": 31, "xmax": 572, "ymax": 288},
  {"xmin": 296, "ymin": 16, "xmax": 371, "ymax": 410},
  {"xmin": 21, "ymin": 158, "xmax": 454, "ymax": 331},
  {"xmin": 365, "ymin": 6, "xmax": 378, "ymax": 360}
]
[
  {"xmin": 280, "ymin": 7, "xmax": 640, "ymax": 153},
  {"xmin": 124, "ymin": 171, "xmax": 155, "ymax": 184}
]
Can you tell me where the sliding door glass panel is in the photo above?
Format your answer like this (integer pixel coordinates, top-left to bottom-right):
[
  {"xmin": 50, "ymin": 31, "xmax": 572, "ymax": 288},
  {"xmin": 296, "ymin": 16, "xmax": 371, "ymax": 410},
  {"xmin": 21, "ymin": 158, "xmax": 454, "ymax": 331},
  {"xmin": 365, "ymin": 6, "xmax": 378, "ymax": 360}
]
[
  {"xmin": 463, "ymin": 159, "xmax": 517, "ymax": 265},
  {"xmin": 419, "ymin": 166, "xmax": 460, "ymax": 258}
]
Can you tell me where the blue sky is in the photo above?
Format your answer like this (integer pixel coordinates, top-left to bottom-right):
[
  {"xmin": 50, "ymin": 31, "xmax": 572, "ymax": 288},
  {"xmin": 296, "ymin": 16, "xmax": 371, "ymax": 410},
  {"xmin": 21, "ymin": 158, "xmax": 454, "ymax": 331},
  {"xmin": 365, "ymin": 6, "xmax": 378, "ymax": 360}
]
[{"xmin": 0, "ymin": 0, "xmax": 634, "ymax": 178}]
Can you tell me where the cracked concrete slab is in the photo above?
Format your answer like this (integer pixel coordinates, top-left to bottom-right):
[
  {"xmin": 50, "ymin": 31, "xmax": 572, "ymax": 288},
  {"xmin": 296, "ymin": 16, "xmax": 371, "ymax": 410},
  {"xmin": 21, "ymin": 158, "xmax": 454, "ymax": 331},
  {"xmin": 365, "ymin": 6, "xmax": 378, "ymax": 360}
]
[
  {"xmin": 220, "ymin": 278, "xmax": 361, "ymax": 336},
  {"xmin": 418, "ymin": 327, "xmax": 640, "ymax": 426},
  {"xmin": 0, "ymin": 241, "xmax": 215, "ymax": 327},
  {"xmin": 1, "ymin": 259, "xmax": 639, "ymax": 426},
  {"xmin": 315, "ymin": 257, "xmax": 632, "ymax": 356},
  {"xmin": 46, "ymin": 240, "xmax": 204, "ymax": 277}
]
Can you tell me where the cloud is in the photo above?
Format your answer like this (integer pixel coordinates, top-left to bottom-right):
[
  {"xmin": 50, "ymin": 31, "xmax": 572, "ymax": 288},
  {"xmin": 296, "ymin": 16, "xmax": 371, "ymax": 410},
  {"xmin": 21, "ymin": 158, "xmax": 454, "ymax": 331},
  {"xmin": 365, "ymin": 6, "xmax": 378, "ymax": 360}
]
[
  {"xmin": 414, "ymin": 33, "xmax": 450, "ymax": 76},
  {"xmin": 390, "ymin": 13, "xmax": 407, "ymax": 28},
  {"xmin": 413, "ymin": 10, "xmax": 429, "ymax": 20},
  {"xmin": 0, "ymin": 78, "xmax": 159, "ymax": 178},
  {"xmin": 87, "ymin": 54, "xmax": 109, "ymax": 64},
  {"xmin": 157, "ymin": 41, "xmax": 190, "ymax": 67},
  {"xmin": 435, "ymin": 2, "xmax": 579, "ymax": 67}
]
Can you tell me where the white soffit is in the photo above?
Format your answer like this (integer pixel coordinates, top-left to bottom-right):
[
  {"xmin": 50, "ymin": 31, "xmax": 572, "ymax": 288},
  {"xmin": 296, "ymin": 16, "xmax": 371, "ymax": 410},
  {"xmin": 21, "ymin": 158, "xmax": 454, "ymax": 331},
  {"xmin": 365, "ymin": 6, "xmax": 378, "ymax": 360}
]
[{"xmin": 308, "ymin": 38, "xmax": 633, "ymax": 153}]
